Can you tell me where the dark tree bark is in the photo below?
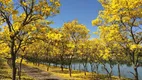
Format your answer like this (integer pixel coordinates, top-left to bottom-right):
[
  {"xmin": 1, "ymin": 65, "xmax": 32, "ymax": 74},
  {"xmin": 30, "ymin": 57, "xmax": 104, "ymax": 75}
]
[
  {"xmin": 12, "ymin": 54, "xmax": 16, "ymax": 80},
  {"xmin": 134, "ymin": 66, "xmax": 139, "ymax": 80},
  {"xmin": 11, "ymin": 37, "xmax": 17, "ymax": 80},
  {"xmin": 69, "ymin": 64, "xmax": 72, "ymax": 77},
  {"xmin": 117, "ymin": 63, "xmax": 121, "ymax": 79}
]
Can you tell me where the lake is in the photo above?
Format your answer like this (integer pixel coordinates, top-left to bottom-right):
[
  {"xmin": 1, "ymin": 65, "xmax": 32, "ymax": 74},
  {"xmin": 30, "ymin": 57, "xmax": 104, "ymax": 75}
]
[{"xmin": 51, "ymin": 63, "xmax": 142, "ymax": 79}]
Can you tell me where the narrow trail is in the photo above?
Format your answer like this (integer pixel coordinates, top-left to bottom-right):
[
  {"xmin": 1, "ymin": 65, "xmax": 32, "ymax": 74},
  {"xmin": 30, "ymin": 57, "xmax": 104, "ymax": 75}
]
[{"xmin": 21, "ymin": 64, "xmax": 64, "ymax": 80}]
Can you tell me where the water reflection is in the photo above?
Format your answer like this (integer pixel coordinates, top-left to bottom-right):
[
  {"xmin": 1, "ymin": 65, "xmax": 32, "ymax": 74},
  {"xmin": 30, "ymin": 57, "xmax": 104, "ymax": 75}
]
[{"xmin": 55, "ymin": 63, "xmax": 142, "ymax": 79}]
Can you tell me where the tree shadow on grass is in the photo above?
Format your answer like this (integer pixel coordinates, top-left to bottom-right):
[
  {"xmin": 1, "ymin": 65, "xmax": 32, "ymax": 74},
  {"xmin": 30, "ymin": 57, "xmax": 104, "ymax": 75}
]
[
  {"xmin": 0, "ymin": 74, "xmax": 12, "ymax": 79},
  {"xmin": 52, "ymin": 69, "xmax": 81, "ymax": 74}
]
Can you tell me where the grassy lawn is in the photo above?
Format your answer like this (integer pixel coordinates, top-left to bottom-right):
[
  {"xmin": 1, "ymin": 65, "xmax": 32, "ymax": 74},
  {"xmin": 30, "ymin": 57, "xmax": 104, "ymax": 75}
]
[
  {"xmin": 0, "ymin": 58, "xmax": 34, "ymax": 80},
  {"xmin": 0, "ymin": 58, "xmax": 132, "ymax": 80},
  {"xmin": 0, "ymin": 57, "xmax": 132, "ymax": 80},
  {"xmin": 0, "ymin": 59, "xmax": 11, "ymax": 80},
  {"xmin": 24, "ymin": 61, "xmax": 131, "ymax": 80}
]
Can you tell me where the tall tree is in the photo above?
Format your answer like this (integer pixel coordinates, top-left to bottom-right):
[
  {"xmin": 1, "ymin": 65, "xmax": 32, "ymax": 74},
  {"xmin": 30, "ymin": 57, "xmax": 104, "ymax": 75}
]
[
  {"xmin": 0, "ymin": 0, "xmax": 60, "ymax": 80},
  {"xmin": 92, "ymin": 0, "xmax": 142, "ymax": 80},
  {"xmin": 62, "ymin": 20, "xmax": 90, "ymax": 77}
]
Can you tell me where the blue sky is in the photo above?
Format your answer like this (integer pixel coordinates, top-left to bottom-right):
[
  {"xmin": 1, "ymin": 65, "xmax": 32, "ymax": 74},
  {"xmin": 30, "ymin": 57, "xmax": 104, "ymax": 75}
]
[{"xmin": 49, "ymin": 0, "xmax": 103, "ymax": 38}]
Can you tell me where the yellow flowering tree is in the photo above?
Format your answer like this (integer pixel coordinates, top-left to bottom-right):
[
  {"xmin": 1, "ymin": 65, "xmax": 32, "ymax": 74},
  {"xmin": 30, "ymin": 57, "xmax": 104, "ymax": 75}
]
[
  {"xmin": 0, "ymin": 0, "xmax": 60, "ymax": 80},
  {"xmin": 79, "ymin": 40, "xmax": 93, "ymax": 75},
  {"xmin": 92, "ymin": 0, "xmax": 142, "ymax": 80},
  {"xmin": 62, "ymin": 20, "xmax": 90, "ymax": 77}
]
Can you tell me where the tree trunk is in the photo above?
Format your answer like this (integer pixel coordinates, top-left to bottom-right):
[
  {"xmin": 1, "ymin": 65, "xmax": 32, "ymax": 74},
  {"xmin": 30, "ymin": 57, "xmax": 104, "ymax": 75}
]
[
  {"xmin": 96, "ymin": 63, "xmax": 99, "ymax": 74},
  {"xmin": 60, "ymin": 58, "xmax": 64, "ymax": 72},
  {"xmin": 79, "ymin": 63, "xmax": 81, "ymax": 71},
  {"xmin": 47, "ymin": 66, "xmax": 49, "ymax": 71},
  {"xmin": 109, "ymin": 62, "xmax": 113, "ymax": 80},
  {"xmin": 103, "ymin": 63, "xmax": 111, "ymax": 80},
  {"xmin": 118, "ymin": 63, "xmax": 121, "ymax": 79},
  {"xmin": 134, "ymin": 67, "xmax": 139, "ymax": 80},
  {"xmin": 84, "ymin": 69, "xmax": 87, "ymax": 75},
  {"xmin": 47, "ymin": 63, "xmax": 50, "ymax": 71},
  {"xmin": 12, "ymin": 54, "xmax": 16, "ymax": 80},
  {"xmin": 84, "ymin": 64, "xmax": 87, "ymax": 76},
  {"xmin": 38, "ymin": 63, "xmax": 40, "ymax": 66},
  {"xmin": 61, "ymin": 64, "xmax": 64, "ymax": 71},
  {"xmin": 90, "ymin": 62, "xmax": 95, "ymax": 76},
  {"xmin": 68, "ymin": 55, "xmax": 73, "ymax": 77},
  {"xmin": 55, "ymin": 63, "xmax": 58, "ymax": 67},
  {"xmin": 11, "ymin": 37, "xmax": 16, "ymax": 80},
  {"xmin": 18, "ymin": 57, "xmax": 24, "ymax": 80},
  {"xmin": 109, "ymin": 71, "xmax": 112, "ymax": 80},
  {"xmin": 69, "ymin": 64, "xmax": 72, "ymax": 77},
  {"xmin": 73, "ymin": 64, "xmax": 75, "ymax": 70}
]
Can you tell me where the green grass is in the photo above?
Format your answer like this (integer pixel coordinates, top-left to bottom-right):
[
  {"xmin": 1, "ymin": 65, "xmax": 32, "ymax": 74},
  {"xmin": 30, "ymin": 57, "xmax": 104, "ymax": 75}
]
[
  {"xmin": 0, "ymin": 58, "xmax": 34, "ymax": 80},
  {"xmin": 0, "ymin": 58, "xmax": 12, "ymax": 80},
  {"xmin": 0, "ymin": 58, "xmax": 132, "ymax": 80},
  {"xmin": 24, "ymin": 61, "xmax": 131, "ymax": 80}
]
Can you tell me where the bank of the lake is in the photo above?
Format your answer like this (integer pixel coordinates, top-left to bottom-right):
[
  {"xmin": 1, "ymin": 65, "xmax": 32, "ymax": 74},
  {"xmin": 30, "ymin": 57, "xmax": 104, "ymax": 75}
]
[
  {"xmin": 25, "ymin": 61, "xmax": 131, "ymax": 80},
  {"xmin": 49, "ymin": 63, "xmax": 142, "ymax": 80}
]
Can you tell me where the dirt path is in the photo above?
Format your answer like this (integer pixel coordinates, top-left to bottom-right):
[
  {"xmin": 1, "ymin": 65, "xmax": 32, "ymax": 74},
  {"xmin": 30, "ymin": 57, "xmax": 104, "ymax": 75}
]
[{"xmin": 21, "ymin": 64, "xmax": 64, "ymax": 80}]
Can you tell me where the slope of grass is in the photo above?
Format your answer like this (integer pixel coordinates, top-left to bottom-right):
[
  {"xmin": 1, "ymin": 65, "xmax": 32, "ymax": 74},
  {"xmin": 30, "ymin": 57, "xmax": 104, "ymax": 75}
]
[
  {"xmin": 23, "ymin": 61, "xmax": 131, "ymax": 80},
  {"xmin": 0, "ymin": 58, "xmax": 34, "ymax": 80}
]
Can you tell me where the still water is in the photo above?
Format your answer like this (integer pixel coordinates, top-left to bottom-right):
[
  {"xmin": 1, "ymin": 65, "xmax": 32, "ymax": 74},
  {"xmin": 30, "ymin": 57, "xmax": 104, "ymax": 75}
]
[{"xmin": 52, "ymin": 63, "xmax": 142, "ymax": 79}]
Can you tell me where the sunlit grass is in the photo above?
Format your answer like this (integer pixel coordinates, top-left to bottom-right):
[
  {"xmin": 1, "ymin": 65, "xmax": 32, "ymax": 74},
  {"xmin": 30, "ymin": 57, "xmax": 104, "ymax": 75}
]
[
  {"xmin": 0, "ymin": 58, "xmax": 12, "ymax": 80},
  {"xmin": 0, "ymin": 58, "xmax": 131, "ymax": 80},
  {"xmin": 23, "ymin": 61, "xmax": 131, "ymax": 80},
  {"xmin": 0, "ymin": 58, "xmax": 34, "ymax": 80}
]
